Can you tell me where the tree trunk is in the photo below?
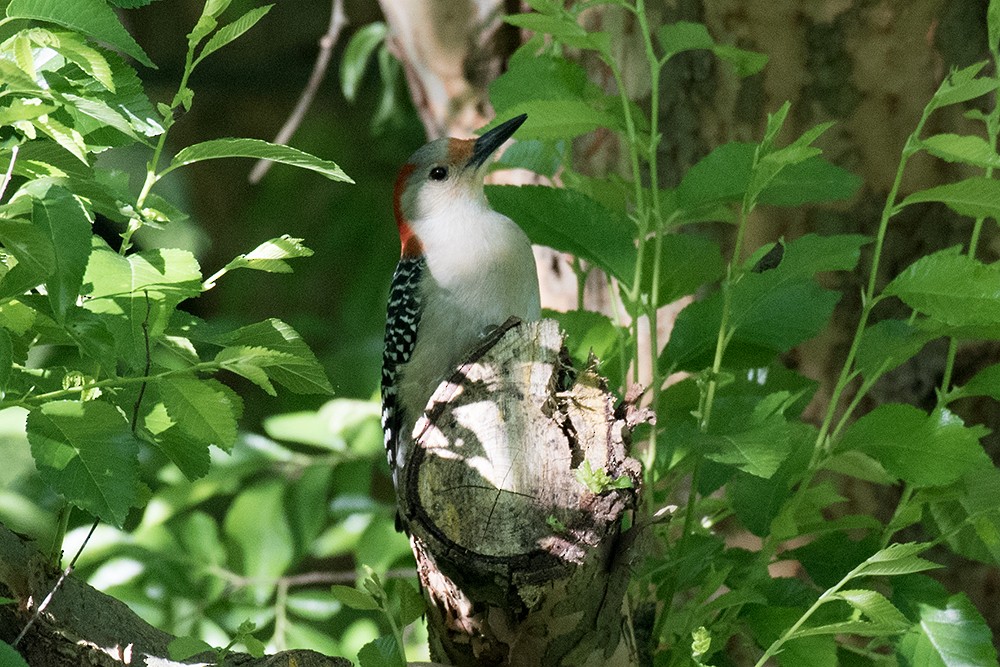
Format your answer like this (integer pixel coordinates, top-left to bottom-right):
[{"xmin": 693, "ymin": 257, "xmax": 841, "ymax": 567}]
[{"xmin": 397, "ymin": 319, "xmax": 646, "ymax": 666}]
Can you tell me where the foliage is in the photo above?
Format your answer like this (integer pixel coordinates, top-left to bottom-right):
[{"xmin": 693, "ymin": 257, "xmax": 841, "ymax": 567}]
[
  {"xmin": 473, "ymin": 0, "xmax": 1000, "ymax": 664},
  {"xmin": 0, "ymin": 0, "xmax": 416, "ymax": 661},
  {"xmin": 1, "ymin": 0, "xmax": 999, "ymax": 665}
]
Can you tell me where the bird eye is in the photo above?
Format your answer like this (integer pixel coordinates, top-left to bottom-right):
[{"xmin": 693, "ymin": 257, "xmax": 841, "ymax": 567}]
[{"xmin": 429, "ymin": 166, "xmax": 448, "ymax": 181}]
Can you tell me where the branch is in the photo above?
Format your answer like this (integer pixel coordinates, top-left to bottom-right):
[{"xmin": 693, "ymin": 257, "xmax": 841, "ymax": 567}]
[
  {"xmin": 249, "ymin": 0, "xmax": 348, "ymax": 184},
  {"xmin": 0, "ymin": 524, "xmax": 351, "ymax": 667}
]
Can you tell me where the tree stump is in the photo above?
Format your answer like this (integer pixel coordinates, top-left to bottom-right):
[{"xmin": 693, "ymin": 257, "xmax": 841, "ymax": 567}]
[{"xmin": 396, "ymin": 319, "xmax": 646, "ymax": 666}]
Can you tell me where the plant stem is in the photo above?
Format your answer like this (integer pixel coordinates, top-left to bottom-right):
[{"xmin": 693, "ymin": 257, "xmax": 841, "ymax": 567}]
[
  {"xmin": 0, "ymin": 144, "xmax": 19, "ymax": 202},
  {"xmin": 15, "ymin": 362, "xmax": 218, "ymax": 405}
]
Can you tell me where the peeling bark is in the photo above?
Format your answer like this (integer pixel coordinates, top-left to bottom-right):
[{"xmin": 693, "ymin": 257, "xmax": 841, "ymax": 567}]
[{"xmin": 397, "ymin": 319, "xmax": 647, "ymax": 666}]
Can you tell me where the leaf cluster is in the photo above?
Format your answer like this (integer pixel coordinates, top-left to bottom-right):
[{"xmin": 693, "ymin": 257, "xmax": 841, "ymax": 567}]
[{"xmin": 482, "ymin": 1, "xmax": 1000, "ymax": 665}]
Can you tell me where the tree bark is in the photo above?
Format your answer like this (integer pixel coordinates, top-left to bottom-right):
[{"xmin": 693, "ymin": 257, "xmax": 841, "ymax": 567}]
[
  {"xmin": 0, "ymin": 525, "xmax": 350, "ymax": 667},
  {"xmin": 397, "ymin": 319, "xmax": 647, "ymax": 666}
]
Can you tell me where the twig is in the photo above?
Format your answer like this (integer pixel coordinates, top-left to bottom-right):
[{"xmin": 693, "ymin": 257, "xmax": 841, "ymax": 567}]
[
  {"xmin": 13, "ymin": 518, "xmax": 100, "ymax": 647},
  {"xmin": 0, "ymin": 145, "xmax": 18, "ymax": 202},
  {"xmin": 249, "ymin": 0, "xmax": 347, "ymax": 183}
]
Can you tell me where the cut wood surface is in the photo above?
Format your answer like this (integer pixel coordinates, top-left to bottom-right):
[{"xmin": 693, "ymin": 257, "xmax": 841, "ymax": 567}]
[{"xmin": 398, "ymin": 319, "xmax": 647, "ymax": 666}]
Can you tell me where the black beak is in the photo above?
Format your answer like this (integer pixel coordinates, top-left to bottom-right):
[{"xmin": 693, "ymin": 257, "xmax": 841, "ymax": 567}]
[{"xmin": 469, "ymin": 114, "xmax": 527, "ymax": 169}]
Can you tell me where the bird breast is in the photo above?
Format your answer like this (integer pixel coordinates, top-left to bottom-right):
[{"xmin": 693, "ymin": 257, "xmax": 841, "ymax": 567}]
[{"xmin": 399, "ymin": 202, "xmax": 540, "ymax": 422}]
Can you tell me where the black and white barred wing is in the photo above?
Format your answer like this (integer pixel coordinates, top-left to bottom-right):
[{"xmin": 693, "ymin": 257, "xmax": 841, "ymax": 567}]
[{"xmin": 381, "ymin": 256, "xmax": 425, "ymax": 479}]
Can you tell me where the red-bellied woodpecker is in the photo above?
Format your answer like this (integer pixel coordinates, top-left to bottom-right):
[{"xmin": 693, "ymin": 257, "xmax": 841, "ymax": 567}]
[{"xmin": 381, "ymin": 114, "xmax": 540, "ymax": 487}]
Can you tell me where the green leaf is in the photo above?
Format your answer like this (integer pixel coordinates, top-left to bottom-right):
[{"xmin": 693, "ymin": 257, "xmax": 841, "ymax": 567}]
[
  {"xmin": 485, "ymin": 99, "xmax": 620, "ymax": 140},
  {"xmin": 223, "ymin": 480, "xmax": 294, "ymax": 605},
  {"xmin": 957, "ymin": 362, "xmax": 1000, "ymax": 402},
  {"xmin": 6, "ymin": 0, "xmax": 155, "ymax": 68},
  {"xmin": 215, "ymin": 235, "xmax": 314, "ymax": 282},
  {"xmin": 158, "ymin": 377, "xmax": 239, "ymax": 450},
  {"xmin": 837, "ymin": 404, "xmax": 989, "ymax": 487},
  {"xmin": 341, "ymin": 22, "xmax": 387, "ymax": 102},
  {"xmin": 925, "ymin": 467, "xmax": 1000, "ymax": 566},
  {"xmin": 82, "ymin": 242, "xmax": 203, "ymax": 370},
  {"xmin": 677, "ymin": 142, "xmax": 859, "ymax": 210},
  {"xmin": 900, "ymin": 177, "xmax": 1000, "ymax": 220},
  {"xmin": 835, "ymin": 590, "xmax": 910, "ymax": 631},
  {"xmin": 855, "ymin": 319, "xmax": 934, "ymax": 382},
  {"xmin": 640, "ymin": 233, "xmax": 724, "ymax": 308},
  {"xmin": 167, "ymin": 138, "xmax": 352, "ymax": 182},
  {"xmin": 655, "ymin": 22, "xmax": 767, "ymax": 75},
  {"xmin": 330, "ymin": 584, "xmax": 380, "ymax": 611},
  {"xmin": 31, "ymin": 186, "xmax": 92, "ymax": 322},
  {"xmin": 922, "ymin": 133, "xmax": 1000, "ymax": 169},
  {"xmin": 36, "ymin": 29, "xmax": 116, "ymax": 91},
  {"xmin": 197, "ymin": 4, "xmax": 273, "ymax": 63},
  {"xmin": 167, "ymin": 636, "xmax": 214, "ymax": 661},
  {"xmin": 490, "ymin": 54, "xmax": 598, "ymax": 113},
  {"xmin": 486, "ymin": 185, "xmax": 636, "ymax": 282},
  {"xmin": 932, "ymin": 62, "xmax": 998, "ymax": 108},
  {"xmin": 392, "ymin": 579, "xmax": 425, "ymax": 626},
  {"xmin": 0, "ymin": 329, "xmax": 11, "ymax": 392},
  {"xmin": 664, "ymin": 234, "xmax": 866, "ymax": 371},
  {"xmin": 216, "ymin": 319, "xmax": 334, "ymax": 395},
  {"xmin": 0, "ymin": 641, "xmax": 29, "ymax": 667},
  {"xmin": 698, "ymin": 391, "xmax": 800, "ymax": 478},
  {"xmin": 0, "ymin": 218, "xmax": 56, "ymax": 286},
  {"xmin": 504, "ymin": 12, "xmax": 586, "ymax": 40},
  {"xmin": 856, "ymin": 542, "xmax": 941, "ymax": 577},
  {"xmin": 884, "ymin": 248, "xmax": 1000, "ymax": 326},
  {"xmin": 897, "ymin": 593, "xmax": 999, "ymax": 667},
  {"xmin": 26, "ymin": 399, "xmax": 140, "ymax": 527},
  {"xmin": 358, "ymin": 635, "xmax": 405, "ymax": 667}
]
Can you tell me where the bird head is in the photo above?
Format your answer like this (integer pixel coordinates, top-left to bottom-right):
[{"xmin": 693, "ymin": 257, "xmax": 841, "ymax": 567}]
[{"xmin": 393, "ymin": 114, "xmax": 527, "ymax": 255}]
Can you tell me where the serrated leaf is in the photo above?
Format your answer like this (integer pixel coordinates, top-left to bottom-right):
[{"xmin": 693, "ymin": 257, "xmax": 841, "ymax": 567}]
[
  {"xmin": 837, "ymin": 404, "xmax": 989, "ymax": 487},
  {"xmin": 655, "ymin": 21, "xmax": 715, "ymax": 55},
  {"xmin": 483, "ymin": 99, "xmax": 619, "ymax": 140},
  {"xmin": 197, "ymin": 5, "xmax": 273, "ymax": 63},
  {"xmin": 330, "ymin": 584, "xmax": 380, "ymax": 611},
  {"xmin": 900, "ymin": 177, "xmax": 1000, "ymax": 220},
  {"xmin": 0, "ymin": 218, "xmax": 56, "ymax": 282},
  {"xmin": 393, "ymin": 579, "xmax": 425, "ymax": 626},
  {"xmin": 216, "ymin": 319, "xmax": 333, "ymax": 395},
  {"xmin": 855, "ymin": 319, "xmax": 935, "ymax": 382},
  {"xmin": 677, "ymin": 142, "xmax": 859, "ymax": 210},
  {"xmin": 793, "ymin": 620, "xmax": 908, "ymax": 638},
  {"xmin": 884, "ymin": 247, "xmax": 1000, "ymax": 326},
  {"xmin": 341, "ymin": 22, "xmax": 387, "ymax": 102},
  {"xmin": 490, "ymin": 53, "xmax": 600, "ymax": 113},
  {"xmin": 922, "ymin": 133, "xmax": 1000, "ymax": 169},
  {"xmin": 27, "ymin": 399, "xmax": 140, "ymax": 527},
  {"xmin": 898, "ymin": 593, "xmax": 999, "ymax": 667},
  {"xmin": 158, "ymin": 377, "xmax": 238, "ymax": 450},
  {"xmin": 0, "ymin": 329, "xmax": 11, "ymax": 392},
  {"xmin": 31, "ymin": 185, "xmax": 92, "ymax": 321},
  {"xmin": 357, "ymin": 635, "xmax": 405, "ymax": 667},
  {"xmin": 167, "ymin": 138, "xmax": 352, "ymax": 182},
  {"xmin": 219, "ymin": 235, "xmax": 314, "ymax": 279},
  {"xmin": 857, "ymin": 542, "xmax": 941, "ymax": 577},
  {"xmin": 932, "ymin": 63, "xmax": 999, "ymax": 108},
  {"xmin": 6, "ymin": 0, "xmax": 155, "ymax": 67},
  {"xmin": 835, "ymin": 590, "xmax": 910, "ymax": 630},
  {"xmin": 38, "ymin": 29, "xmax": 115, "ymax": 91},
  {"xmin": 485, "ymin": 185, "xmax": 636, "ymax": 282},
  {"xmin": 82, "ymin": 242, "xmax": 203, "ymax": 370}
]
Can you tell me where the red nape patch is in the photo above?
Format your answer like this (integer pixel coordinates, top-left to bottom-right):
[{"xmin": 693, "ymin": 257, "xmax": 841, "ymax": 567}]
[{"xmin": 393, "ymin": 163, "xmax": 418, "ymax": 256}]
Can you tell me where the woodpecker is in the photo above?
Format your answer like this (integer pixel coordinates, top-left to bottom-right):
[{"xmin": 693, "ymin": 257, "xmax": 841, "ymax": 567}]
[{"xmin": 381, "ymin": 113, "xmax": 540, "ymax": 486}]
